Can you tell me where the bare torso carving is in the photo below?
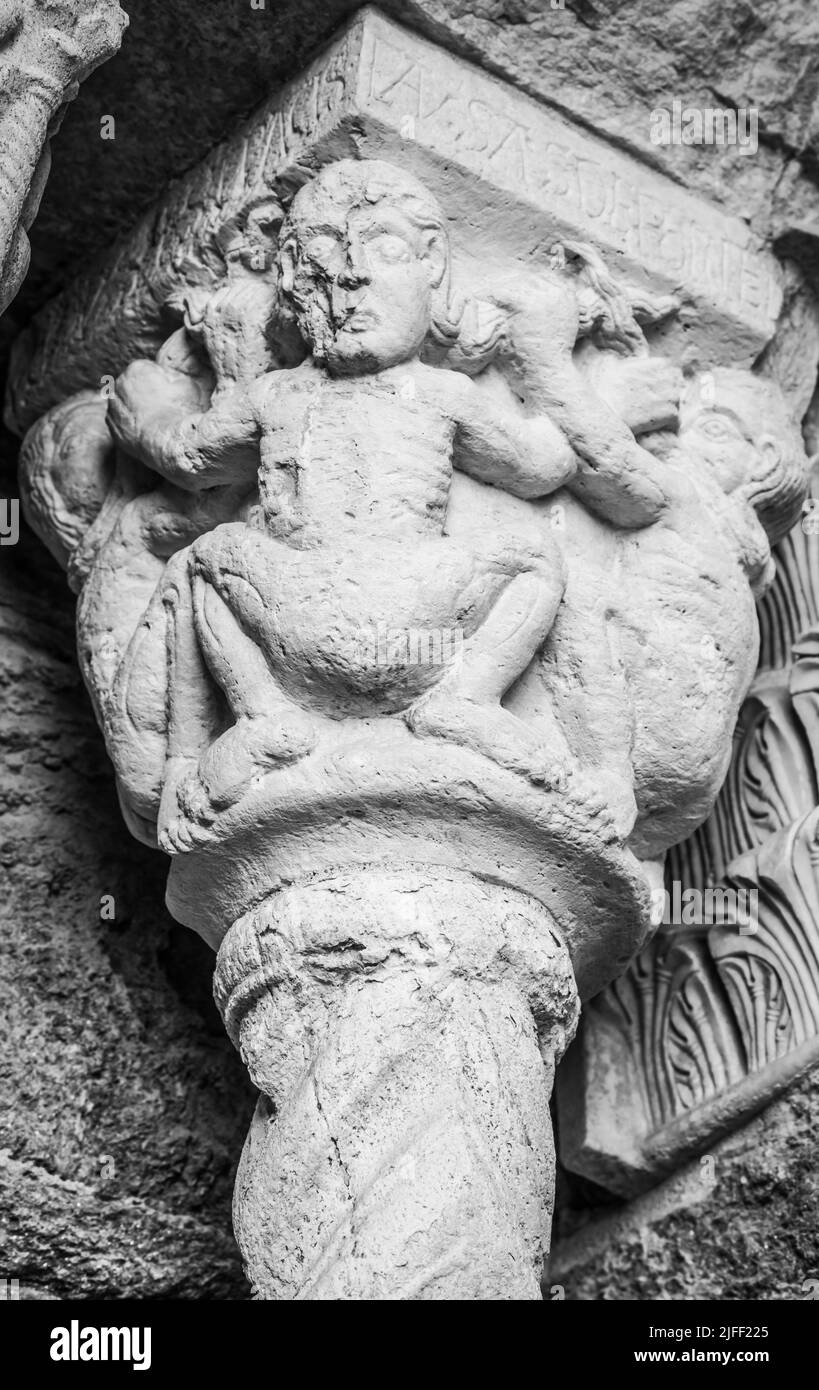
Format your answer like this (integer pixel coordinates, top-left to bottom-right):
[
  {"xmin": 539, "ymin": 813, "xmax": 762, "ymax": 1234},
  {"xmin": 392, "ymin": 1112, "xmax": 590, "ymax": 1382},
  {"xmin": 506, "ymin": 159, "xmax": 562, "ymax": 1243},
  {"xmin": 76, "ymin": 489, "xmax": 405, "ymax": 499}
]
[{"xmin": 18, "ymin": 158, "xmax": 808, "ymax": 862}]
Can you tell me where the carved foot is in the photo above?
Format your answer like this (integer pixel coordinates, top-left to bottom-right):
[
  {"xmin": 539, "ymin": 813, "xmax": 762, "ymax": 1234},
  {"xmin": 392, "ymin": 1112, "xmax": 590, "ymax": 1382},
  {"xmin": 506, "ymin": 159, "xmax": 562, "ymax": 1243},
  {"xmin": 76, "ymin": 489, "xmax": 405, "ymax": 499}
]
[
  {"xmin": 159, "ymin": 712, "xmax": 318, "ymax": 852},
  {"xmin": 196, "ymin": 711, "xmax": 318, "ymax": 809},
  {"xmin": 405, "ymin": 691, "xmax": 573, "ymax": 791}
]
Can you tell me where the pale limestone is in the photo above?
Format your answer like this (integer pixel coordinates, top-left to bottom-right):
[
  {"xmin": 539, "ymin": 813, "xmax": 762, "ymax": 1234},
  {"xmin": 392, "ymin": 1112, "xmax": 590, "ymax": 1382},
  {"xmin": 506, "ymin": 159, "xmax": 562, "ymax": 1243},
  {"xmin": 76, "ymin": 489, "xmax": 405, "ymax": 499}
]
[
  {"xmin": 0, "ymin": 0, "xmax": 126, "ymax": 315},
  {"xmin": 11, "ymin": 10, "xmax": 815, "ymax": 1300}
]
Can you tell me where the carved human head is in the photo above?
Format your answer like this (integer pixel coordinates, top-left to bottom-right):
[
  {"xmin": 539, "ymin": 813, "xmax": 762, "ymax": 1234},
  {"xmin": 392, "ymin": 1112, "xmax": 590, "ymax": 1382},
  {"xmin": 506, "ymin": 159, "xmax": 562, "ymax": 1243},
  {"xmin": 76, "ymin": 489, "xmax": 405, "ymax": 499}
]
[
  {"xmin": 681, "ymin": 369, "xmax": 809, "ymax": 543},
  {"xmin": 278, "ymin": 159, "xmax": 458, "ymax": 375}
]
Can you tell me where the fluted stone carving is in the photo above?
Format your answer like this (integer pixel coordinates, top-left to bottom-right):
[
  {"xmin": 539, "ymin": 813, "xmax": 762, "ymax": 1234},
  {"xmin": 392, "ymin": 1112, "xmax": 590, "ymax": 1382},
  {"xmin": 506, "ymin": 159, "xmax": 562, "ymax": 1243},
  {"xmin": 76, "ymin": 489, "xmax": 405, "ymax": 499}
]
[
  {"xmin": 0, "ymin": 0, "xmax": 127, "ymax": 315},
  {"xmin": 8, "ymin": 8, "xmax": 814, "ymax": 1297}
]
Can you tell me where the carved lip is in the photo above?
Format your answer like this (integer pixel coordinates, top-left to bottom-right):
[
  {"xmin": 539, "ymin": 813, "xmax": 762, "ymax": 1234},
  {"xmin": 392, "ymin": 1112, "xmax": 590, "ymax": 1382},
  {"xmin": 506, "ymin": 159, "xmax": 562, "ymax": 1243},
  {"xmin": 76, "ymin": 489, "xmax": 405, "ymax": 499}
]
[{"xmin": 336, "ymin": 308, "xmax": 376, "ymax": 333}]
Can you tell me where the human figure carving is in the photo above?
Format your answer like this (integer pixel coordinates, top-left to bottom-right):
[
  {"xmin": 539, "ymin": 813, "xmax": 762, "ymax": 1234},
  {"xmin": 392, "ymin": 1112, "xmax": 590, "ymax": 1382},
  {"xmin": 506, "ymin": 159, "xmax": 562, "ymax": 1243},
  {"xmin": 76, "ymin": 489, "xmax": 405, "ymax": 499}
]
[{"xmin": 106, "ymin": 160, "xmax": 670, "ymax": 836}]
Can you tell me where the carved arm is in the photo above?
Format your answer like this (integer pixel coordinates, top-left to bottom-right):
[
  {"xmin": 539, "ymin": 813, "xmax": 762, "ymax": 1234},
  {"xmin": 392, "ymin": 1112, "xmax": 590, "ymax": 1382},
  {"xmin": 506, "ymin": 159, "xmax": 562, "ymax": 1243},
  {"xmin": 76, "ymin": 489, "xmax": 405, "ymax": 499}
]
[
  {"xmin": 107, "ymin": 358, "xmax": 262, "ymax": 490},
  {"xmin": 442, "ymin": 370, "xmax": 578, "ymax": 499}
]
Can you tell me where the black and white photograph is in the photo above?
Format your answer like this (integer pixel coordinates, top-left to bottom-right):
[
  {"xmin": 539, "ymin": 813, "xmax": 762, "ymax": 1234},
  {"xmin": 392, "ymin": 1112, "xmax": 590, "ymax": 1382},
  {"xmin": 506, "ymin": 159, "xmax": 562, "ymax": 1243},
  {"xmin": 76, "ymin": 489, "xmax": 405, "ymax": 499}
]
[{"xmin": 0, "ymin": 0, "xmax": 817, "ymax": 1348}]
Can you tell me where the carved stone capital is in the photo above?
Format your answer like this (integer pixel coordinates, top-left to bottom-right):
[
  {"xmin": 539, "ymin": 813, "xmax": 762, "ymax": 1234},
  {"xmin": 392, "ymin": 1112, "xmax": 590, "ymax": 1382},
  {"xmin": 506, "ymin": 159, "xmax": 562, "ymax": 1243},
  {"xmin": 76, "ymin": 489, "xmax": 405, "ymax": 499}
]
[{"xmin": 9, "ymin": 7, "xmax": 816, "ymax": 1298}]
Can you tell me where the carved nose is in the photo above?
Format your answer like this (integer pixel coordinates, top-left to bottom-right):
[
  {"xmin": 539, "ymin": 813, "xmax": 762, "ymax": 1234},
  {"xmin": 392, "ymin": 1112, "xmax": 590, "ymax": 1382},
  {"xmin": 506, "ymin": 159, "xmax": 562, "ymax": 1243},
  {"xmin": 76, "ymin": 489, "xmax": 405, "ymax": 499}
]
[
  {"xmin": 337, "ymin": 248, "xmax": 371, "ymax": 289},
  {"xmin": 337, "ymin": 268, "xmax": 370, "ymax": 289}
]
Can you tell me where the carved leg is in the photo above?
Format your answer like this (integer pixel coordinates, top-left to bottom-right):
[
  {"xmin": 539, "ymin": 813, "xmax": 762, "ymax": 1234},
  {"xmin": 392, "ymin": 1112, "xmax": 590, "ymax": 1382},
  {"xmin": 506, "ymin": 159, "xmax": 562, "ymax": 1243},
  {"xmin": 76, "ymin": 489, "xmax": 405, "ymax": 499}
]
[
  {"xmin": 408, "ymin": 552, "xmax": 573, "ymax": 788},
  {"xmin": 157, "ymin": 553, "xmax": 226, "ymax": 850},
  {"xmin": 521, "ymin": 589, "xmax": 639, "ymax": 835},
  {"xmin": 215, "ymin": 869, "xmax": 579, "ymax": 1301},
  {"xmin": 528, "ymin": 360, "xmax": 669, "ymax": 529},
  {"xmin": 174, "ymin": 556, "xmax": 319, "ymax": 818}
]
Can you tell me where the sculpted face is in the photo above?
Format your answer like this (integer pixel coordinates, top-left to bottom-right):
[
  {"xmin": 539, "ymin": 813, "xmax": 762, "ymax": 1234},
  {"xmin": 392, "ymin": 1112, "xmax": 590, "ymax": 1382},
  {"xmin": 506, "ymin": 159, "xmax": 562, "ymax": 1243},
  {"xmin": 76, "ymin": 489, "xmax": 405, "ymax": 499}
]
[
  {"xmin": 279, "ymin": 160, "xmax": 448, "ymax": 375},
  {"xmin": 678, "ymin": 368, "xmax": 808, "ymax": 543},
  {"xmin": 680, "ymin": 370, "xmax": 776, "ymax": 494}
]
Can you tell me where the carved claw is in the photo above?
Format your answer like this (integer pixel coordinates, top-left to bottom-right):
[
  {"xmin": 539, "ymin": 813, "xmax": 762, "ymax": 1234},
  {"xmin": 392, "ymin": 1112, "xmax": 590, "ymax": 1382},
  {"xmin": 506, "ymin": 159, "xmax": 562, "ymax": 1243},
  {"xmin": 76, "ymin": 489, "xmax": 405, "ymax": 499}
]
[
  {"xmin": 157, "ymin": 811, "xmax": 213, "ymax": 855},
  {"xmin": 528, "ymin": 755, "xmax": 573, "ymax": 793},
  {"xmin": 563, "ymin": 779, "xmax": 618, "ymax": 833}
]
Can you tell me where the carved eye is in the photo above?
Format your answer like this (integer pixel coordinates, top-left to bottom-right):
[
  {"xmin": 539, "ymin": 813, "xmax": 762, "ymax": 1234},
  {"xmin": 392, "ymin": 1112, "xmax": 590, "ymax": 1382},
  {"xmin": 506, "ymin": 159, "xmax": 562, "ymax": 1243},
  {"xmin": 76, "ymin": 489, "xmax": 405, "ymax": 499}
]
[
  {"xmin": 306, "ymin": 235, "xmax": 340, "ymax": 265},
  {"xmin": 365, "ymin": 232, "xmax": 412, "ymax": 264},
  {"xmin": 697, "ymin": 416, "xmax": 742, "ymax": 443}
]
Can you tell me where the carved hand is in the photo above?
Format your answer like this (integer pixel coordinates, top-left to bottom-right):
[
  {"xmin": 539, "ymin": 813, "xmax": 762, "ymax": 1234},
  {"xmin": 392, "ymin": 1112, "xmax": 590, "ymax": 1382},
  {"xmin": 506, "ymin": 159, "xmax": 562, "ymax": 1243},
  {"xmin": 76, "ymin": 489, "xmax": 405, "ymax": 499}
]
[
  {"xmin": 192, "ymin": 276, "xmax": 278, "ymax": 392},
  {"xmin": 107, "ymin": 358, "xmax": 193, "ymax": 470}
]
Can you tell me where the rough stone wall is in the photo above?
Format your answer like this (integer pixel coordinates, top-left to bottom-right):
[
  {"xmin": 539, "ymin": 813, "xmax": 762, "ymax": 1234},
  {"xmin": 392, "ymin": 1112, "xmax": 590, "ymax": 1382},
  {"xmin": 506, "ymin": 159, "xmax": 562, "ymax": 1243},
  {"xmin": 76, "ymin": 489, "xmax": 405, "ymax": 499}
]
[
  {"xmin": 0, "ymin": 422, "xmax": 254, "ymax": 1298},
  {"xmin": 2, "ymin": 0, "xmax": 818, "ymax": 1299},
  {"xmin": 551, "ymin": 1069, "xmax": 819, "ymax": 1301}
]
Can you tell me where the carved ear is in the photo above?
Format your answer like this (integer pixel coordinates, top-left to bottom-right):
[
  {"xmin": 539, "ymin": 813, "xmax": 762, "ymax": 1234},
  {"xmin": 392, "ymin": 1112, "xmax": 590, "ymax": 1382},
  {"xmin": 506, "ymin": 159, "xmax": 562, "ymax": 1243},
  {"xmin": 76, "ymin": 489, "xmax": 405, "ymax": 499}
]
[
  {"xmin": 423, "ymin": 230, "xmax": 448, "ymax": 290},
  {"xmin": 753, "ymin": 436, "xmax": 784, "ymax": 482},
  {"xmin": 278, "ymin": 238, "xmax": 297, "ymax": 299},
  {"xmin": 741, "ymin": 433, "xmax": 809, "ymax": 544}
]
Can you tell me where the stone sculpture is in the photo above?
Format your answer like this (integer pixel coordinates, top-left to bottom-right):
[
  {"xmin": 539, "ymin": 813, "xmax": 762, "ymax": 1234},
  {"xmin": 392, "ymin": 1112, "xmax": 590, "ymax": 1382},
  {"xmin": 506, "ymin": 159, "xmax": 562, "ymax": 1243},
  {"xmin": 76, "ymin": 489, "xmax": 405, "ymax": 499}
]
[
  {"xmin": 559, "ymin": 454, "xmax": 819, "ymax": 1197},
  {"xmin": 11, "ymin": 8, "xmax": 813, "ymax": 1300},
  {"xmin": 0, "ymin": 0, "xmax": 126, "ymax": 314}
]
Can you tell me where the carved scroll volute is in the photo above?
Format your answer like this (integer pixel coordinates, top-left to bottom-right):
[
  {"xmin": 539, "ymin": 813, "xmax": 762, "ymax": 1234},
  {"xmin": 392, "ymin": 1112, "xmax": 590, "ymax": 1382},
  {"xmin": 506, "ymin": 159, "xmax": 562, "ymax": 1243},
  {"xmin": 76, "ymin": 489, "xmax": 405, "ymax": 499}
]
[{"xmin": 15, "ymin": 100, "xmax": 808, "ymax": 1292}]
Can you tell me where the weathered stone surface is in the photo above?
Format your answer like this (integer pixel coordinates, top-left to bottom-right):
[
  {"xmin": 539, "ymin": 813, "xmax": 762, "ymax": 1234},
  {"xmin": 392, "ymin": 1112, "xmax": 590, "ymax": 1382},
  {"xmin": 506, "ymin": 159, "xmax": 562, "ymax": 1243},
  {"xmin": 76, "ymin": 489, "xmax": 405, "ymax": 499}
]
[
  {"xmin": 4, "ymin": 2, "xmax": 817, "ymax": 1301},
  {"xmin": 558, "ymin": 452, "xmax": 819, "ymax": 1197},
  {"xmin": 7, "ymin": 0, "xmax": 819, "ymax": 369},
  {"xmin": 15, "ymin": 119, "xmax": 810, "ymax": 1295},
  {"xmin": 218, "ymin": 871, "xmax": 578, "ymax": 1300},
  {"xmin": 551, "ymin": 1067, "xmax": 819, "ymax": 1301},
  {"xmin": 0, "ymin": 430, "xmax": 253, "ymax": 1297},
  {"xmin": 0, "ymin": 0, "xmax": 126, "ymax": 316},
  {"xmin": 5, "ymin": 7, "xmax": 786, "ymax": 432}
]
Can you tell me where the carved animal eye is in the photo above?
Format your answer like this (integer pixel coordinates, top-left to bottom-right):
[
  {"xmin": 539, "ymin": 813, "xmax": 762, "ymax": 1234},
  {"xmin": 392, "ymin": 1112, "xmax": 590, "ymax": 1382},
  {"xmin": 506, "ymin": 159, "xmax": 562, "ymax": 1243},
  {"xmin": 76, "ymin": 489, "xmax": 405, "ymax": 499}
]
[
  {"xmin": 365, "ymin": 232, "xmax": 412, "ymax": 264},
  {"xmin": 698, "ymin": 416, "xmax": 741, "ymax": 443}
]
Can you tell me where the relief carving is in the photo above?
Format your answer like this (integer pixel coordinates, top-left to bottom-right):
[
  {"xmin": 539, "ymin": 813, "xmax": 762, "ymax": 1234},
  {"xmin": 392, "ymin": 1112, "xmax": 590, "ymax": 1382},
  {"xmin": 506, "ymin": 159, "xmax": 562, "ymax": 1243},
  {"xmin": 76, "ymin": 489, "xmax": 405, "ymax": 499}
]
[
  {"xmin": 559, "ymin": 460, "xmax": 819, "ymax": 1197},
  {"xmin": 11, "ymin": 14, "xmax": 814, "ymax": 1298},
  {"xmin": 6, "ymin": 8, "xmax": 782, "ymax": 434}
]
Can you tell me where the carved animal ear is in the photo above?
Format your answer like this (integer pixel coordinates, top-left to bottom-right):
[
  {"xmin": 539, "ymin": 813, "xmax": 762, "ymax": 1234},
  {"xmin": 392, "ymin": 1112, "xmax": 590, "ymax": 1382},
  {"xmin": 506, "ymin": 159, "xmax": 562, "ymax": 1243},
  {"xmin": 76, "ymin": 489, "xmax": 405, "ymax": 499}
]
[
  {"xmin": 743, "ymin": 434, "xmax": 809, "ymax": 544},
  {"xmin": 214, "ymin": 196, "xmax": 284, "ymax": 274}
]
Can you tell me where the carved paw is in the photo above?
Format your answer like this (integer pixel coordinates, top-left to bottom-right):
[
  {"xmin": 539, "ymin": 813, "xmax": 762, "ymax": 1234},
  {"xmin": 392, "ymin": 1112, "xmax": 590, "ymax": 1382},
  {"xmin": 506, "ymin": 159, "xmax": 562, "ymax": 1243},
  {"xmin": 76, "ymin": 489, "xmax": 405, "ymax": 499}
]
[
  {"xmin": 528, "ymin": 754, "xmax": 573, "ymax": 793},
  {"xmin": 157, "ymin": 808, "xmax": 214, "ymax": 855}
]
